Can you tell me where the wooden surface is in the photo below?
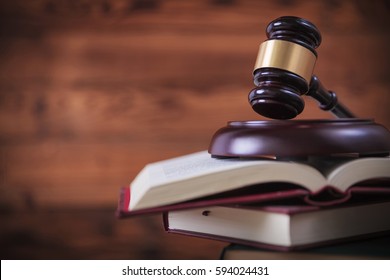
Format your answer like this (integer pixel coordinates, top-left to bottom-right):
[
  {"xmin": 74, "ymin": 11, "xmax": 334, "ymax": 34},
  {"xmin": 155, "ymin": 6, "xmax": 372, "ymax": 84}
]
[{"xmin": 1, "ymin": 0, "xmax": 389, "ymax": 259}]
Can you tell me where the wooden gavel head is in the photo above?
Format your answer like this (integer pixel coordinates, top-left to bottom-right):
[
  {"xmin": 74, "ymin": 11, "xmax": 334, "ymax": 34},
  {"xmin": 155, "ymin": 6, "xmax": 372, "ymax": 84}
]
[
  {"xmin": 209, "ymin": 16, "xmax": 389, "ymax": 159},
  {"xmin": 248, "ymin": 16, "xmax": 322, "ymax": 119}
]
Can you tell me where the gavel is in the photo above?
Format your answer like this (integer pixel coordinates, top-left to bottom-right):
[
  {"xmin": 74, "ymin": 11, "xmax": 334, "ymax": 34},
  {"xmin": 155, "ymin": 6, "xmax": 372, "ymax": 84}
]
[
  {"xmin": 208, "ymin": 16, "xmax": 390, "ymax": 158},
  {"xmin": 248, "ymin": 16, "xmax": 355, "ymax": 120}
]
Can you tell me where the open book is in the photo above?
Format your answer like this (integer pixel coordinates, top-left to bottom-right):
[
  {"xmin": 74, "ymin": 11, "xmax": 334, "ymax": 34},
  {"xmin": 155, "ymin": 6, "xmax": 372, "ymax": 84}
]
[{"xmin": 119, "ymin": 151, "xmax": 390, "ymax": 215}]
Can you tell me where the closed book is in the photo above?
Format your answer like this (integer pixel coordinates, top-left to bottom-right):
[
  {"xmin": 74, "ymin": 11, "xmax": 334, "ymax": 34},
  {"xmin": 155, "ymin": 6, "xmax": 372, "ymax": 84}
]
[
  {"xmin": 220, "ymin": 236, "xmax": 390, "ymax": 259},
  {"xmin": 163, "ymin": 201, "xmax": 390, "ymax": 251}
]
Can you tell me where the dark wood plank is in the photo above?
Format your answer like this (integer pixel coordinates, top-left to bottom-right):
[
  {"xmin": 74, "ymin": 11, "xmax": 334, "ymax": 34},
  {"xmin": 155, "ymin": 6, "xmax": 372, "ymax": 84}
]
[{"xmin": 0, "ymin": 208, "xmax": 226, "ymax": 259}]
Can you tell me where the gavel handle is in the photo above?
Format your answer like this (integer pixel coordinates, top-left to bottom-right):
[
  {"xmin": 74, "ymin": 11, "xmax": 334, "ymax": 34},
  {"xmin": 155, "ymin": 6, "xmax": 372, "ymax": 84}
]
[{"xmin": 307, "ymin": 75, "xmax": 355, "ymax": 118}]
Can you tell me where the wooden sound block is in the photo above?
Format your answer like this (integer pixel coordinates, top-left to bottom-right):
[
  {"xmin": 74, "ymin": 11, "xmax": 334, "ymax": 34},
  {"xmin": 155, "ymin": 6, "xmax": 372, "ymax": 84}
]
[{"xmin": 208, "ymin": 119, "xmax": 390, "ymax": 158}]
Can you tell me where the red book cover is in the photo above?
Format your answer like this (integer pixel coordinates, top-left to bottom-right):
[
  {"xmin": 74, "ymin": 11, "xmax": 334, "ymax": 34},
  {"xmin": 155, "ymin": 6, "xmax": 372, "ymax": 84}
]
[{"xmin": 117, "ymin": 182, "xmax": 390, "ymax": 218}]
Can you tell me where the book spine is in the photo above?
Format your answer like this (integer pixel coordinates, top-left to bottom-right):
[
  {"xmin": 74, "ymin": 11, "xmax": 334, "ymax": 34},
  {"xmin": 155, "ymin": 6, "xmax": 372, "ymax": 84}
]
[
  {"xmin": 115, "ymin": 187, "xmax": 131, "ymax": 218},
  {"xmin": 162, "ymin": 212, "xmax": 170, "ymax": 232}
]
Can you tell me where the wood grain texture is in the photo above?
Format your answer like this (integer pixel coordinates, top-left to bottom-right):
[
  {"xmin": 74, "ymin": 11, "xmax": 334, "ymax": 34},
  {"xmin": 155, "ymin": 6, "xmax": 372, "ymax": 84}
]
[
  {"xmin": 0, "ymin": 0, "xmax": 389, "ymax": 259},
  {"xmin": 0, "ymin": 209, "xmax": 226, "ymax": 259}
]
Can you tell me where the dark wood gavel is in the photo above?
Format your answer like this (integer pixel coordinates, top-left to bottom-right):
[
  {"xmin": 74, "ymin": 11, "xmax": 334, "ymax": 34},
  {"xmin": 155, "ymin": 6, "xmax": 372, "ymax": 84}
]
[
  {"xmin": 209, "ymin": 16, "xmax": 390, "ymax": 158},
  {"xmin": 248, "ymin": 16, "xmax": 355, "ymax": 120}
]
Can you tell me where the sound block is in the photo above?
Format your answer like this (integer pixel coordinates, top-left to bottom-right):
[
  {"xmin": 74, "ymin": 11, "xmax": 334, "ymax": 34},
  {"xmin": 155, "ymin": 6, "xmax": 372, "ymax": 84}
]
[{"xmin": 208, "ymin": 119, "xmax": 390, "ymax": 158}]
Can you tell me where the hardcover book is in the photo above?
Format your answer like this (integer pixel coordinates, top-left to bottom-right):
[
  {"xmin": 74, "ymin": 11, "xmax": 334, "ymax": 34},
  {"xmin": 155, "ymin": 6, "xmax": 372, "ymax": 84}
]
[
  {"xmin": 163, "ymin": 201, "xmax": 390, "ymax": 251},
  {"xmin": 220, "ymin": 236, "xmax": 390, "ymax": 259},
  {"xmin": 117, "ymin": 151, "xmax": 390, "ymax": 217}
]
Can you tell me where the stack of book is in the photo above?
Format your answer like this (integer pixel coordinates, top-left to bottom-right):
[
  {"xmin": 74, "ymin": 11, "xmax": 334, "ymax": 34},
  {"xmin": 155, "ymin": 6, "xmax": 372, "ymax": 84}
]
[{"xmin": 117, "ymin": 151, "xmax": 390, "ymax": 258}]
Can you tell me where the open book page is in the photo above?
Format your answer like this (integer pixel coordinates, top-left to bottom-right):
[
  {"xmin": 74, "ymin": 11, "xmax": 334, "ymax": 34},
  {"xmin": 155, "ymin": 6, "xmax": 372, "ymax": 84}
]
[
  {"xmin": 326, "ymin": 157, "xmax": 390, "ymax": 189},
  {"xmin": 129, "ymin": 151, "xmax": 265, "ymax": 210},
  {"xmin": 305, "ymin": 156, "xmax": 390, "ymax": 190},
  {"xmin": 129, "ymin": 151, "xmax": 326, "ymax": 211},
  {"xmin": 147, "ymin": 151, "xmax": 264, "ymax": 186},
  {"xmin": 129, "ymin": 151, "xmax": 390, "ymax": 211}
]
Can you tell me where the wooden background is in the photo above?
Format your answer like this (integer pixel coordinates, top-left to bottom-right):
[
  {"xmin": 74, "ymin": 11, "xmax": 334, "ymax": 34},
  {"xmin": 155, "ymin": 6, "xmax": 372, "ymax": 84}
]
[{"xmin": 1, "ymin": 0, "xmax": 389, "ymax": 259}]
